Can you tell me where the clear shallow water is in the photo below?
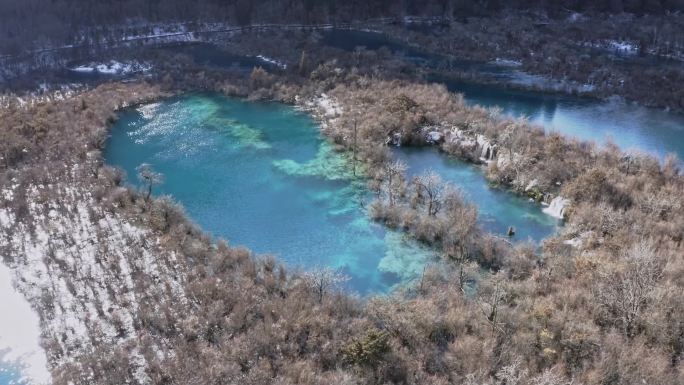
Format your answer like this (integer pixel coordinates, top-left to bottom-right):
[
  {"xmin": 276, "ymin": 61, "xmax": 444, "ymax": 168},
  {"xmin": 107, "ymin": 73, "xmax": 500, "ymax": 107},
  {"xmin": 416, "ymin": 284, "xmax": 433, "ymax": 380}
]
[
  {"xmin": 394, "ymin": 147, "xmax": 559, "ymax": 242},
  {"xmin": 0, "ymin": 362, "xmax": 29, "ymax": 385},
  {"xmin": 105, "ymin": 94, "xmax": 436, "ymax": 294},
  {"xmin": 322, "ymin": 29, "xmax": 684, "ymax": 160}
]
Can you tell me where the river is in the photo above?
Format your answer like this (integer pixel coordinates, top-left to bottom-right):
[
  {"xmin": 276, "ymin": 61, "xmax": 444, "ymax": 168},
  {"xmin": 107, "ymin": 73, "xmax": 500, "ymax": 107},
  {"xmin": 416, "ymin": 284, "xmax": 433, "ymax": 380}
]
[{"xmin": 322, "ymin": 29, "xmax": 684, "ymax": 160}]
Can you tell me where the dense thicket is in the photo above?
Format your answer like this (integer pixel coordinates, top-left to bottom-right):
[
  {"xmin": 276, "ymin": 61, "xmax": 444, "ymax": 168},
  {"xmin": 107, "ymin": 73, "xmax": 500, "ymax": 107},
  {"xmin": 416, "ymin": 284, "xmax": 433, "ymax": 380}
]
[{"xmin": 2, "ymin": 0, "xmax": 684, "ymax": 54}]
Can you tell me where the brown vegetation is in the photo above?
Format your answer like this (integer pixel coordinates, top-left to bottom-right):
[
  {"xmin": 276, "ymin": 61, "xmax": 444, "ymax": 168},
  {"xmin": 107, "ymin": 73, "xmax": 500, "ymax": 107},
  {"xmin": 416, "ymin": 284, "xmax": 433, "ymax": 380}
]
[{"xmin": 1, "ymin": 52, "xmax": 683, "ymax": 385}]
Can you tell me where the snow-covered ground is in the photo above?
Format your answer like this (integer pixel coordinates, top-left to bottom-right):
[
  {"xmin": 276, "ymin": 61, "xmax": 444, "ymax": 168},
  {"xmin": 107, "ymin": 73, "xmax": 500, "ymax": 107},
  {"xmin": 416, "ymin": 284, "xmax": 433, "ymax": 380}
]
[
  {"xmin": 0, "ymin": 262, "xmax": 49, "ymax": 384},
  {"xmin": 583, "ymin": 40, "xmax": 639, "ymax": 56},
  {"xmin": 493, "ymin": 58, "xmax": 522, "ymax": 67},
  {"xmin": 0, "ymin": 167, "xmax": 187, "ymax": 382},
  {"xmin": 256, "ymin": 55, "xmax": 287, "ymax": 69},
  {"xmin": 69, "ymin": 60, "xmax": 152, "ymax": 75},
  {"xmin": 608, "ymin": 40, "xmax": 639, "ymax": 55},
  {"xmin": 0, "ymin": 86, "xmax": 81, "ymax": 110}
]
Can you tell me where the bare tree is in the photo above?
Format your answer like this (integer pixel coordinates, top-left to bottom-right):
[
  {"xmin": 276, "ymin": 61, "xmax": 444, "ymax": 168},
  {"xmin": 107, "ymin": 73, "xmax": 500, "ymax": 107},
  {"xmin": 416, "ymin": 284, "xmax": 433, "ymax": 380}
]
[
  {"xmin": 136, "ymin": 163, "xmax": 163, "ymax": 201},
  {"xmin": 381, "ymin": 159, "xmax": 407, "ymax": 206},
  {"xmin": 528, "ymin": 368, "xmax": 571, "ymax": 385},
  {"xmin": 498, "ymin": 120, "xmax": 529, "ymax": 181},
  {"xmin": 353, "ymin": 46, "xmax": 367, "ymax": 67},
  {"xmin": 450, "ymin": 251, "xmax": 479, "ymax": 294},
  {"xmin": 595, "ymin": 241, "xmax": 663, "ymax": 337},
  {"xmin": 477, "ymin": 276, "xmax": 507, "ymax": 333},
  {"xmin": 499, "ymin": 120, "xmax": 524, "ymax": 163},
  {"xmin": 86, "ymin": 150, "xmax": 103, "ymax": 178},
  {"xmin": 352, "ymin": 116, "xmax": 359, "ymax": 177},
  {"xmin": 412, "ymin": 170, "xmax": 446, "ymax": 216},
  {"xmin": 495, "ymin": 359, "xmax": 527, "ymax": 385},
  {"xmin": 302, "ymin": 267, "xmax": 350, "ymax": 303},
  {"xmin": 298, "ymin": 50, "xmax": 309, "ymax": 76}
]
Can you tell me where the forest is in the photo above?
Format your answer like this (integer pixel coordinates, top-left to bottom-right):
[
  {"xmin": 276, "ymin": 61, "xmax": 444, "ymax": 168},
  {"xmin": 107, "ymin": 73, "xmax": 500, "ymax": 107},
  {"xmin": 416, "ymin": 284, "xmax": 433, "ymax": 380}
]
[
  {"xmin": 2, "ymin": 0, "xmax": 684, "ymax": 54},
  {"xmin": 1, "ymin": 1, "xmax": 684, "ymax": 384}
]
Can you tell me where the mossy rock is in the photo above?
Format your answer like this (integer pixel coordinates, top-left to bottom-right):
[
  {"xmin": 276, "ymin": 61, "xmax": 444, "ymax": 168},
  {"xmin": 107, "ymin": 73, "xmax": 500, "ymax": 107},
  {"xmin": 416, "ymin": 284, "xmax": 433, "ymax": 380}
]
[{"xmin": 526, "ymin": 187, "xmax": 544, "ymax": 202}]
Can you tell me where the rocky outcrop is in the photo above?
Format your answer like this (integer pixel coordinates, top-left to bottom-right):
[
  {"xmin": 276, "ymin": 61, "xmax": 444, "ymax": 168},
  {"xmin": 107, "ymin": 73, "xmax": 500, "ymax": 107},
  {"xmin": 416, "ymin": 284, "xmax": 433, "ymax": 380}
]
[
  {"xmin": 442, "ymin": 127, "xmax": 497, "ymax": 162},
  {"xmin": 446, "ymin": 127, "xmax": 476, "ymax": 148},
  {"xmin": 426, "ymin": 131, "xmax": 444, "ymax": 144},
  {"xmin": 563, "ymin": 231, "xmax": 594, "ymax": 248}
]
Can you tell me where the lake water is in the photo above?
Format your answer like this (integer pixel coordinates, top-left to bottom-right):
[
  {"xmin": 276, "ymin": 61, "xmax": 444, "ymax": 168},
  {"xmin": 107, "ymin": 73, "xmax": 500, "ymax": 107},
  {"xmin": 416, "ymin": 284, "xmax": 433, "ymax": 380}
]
[
  {"xmin": 394, "ymin": 147, "xmax": 559, "ymax": 242},
  {"xmin": 105, "ymin": 94, "xmax": 436, "ymax": 294},
  {"xmin": 105, "ymin": 94, "xmax": 558, "ymax": 293},
  {"xmin": 441, "ymin": 78, "xmax": 684, "ymax": 160}
]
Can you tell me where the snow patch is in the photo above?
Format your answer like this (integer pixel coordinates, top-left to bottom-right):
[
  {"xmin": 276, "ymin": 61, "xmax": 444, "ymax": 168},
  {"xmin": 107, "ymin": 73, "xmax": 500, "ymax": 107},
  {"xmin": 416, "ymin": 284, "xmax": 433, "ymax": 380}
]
[
  {"xmin": 493, "ymin": 58, "xmax": 522, "ymax": 67},
  {"xmin": 426, "ymin": 131, "xmax": 443, "ymax": 144},
  {"xmin": 563, "ymin": 231, "xmax": 593, "ymax": 248},
  {"xmin": 69, "ymin": 60, "xmax": 152, "ymax": 76},
  {"xmin": 608, "ymin": 40, "xmax": 638, "ymax": 55},
  {"xmin": 0, "ymin": 262, "xmax": 50, "ymax": 385},
  {"xmin": 0, "ymin": 175, "xmax": 187, "ymax": 381},
  {"xmin": 525, "ymin": 179, "xmax": 539, "ymax": 192},
  {"xmin": 71, "ymin": 66, "xmax": 95, "ymax": 73},
  {"xmin": 316, "ymin": 94, "xmax": 342, "ymax": 117},
  {"xmin": 583, "ymin": 40, "xmax": 639, "ymax": 56},
  {"xmin": 256, "ymin": 55, "xmax": 287, "ymax": 69}
]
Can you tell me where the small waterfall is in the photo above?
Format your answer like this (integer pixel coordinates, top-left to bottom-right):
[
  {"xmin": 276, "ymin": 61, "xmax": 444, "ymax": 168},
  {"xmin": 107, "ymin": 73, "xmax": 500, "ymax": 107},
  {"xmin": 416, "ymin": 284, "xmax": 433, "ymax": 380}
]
[
  {"xmin": 476, "ymin": 134, "xmax": 496, "ymax": 161},
  {"xmin": 543, "ymin": 196, "xmax": 570, "ymax": 219}
]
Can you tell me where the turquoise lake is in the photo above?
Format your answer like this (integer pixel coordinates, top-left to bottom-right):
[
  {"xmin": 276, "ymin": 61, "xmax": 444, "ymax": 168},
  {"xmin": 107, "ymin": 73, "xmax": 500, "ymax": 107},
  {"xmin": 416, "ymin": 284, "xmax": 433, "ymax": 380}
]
[
  {"xmin": 105, "ymin": 94, "xmax": 435, "ymax": 294},
  {"xmin": 104, "ymin": 94, "xmax": 558, "ymax": 293}
]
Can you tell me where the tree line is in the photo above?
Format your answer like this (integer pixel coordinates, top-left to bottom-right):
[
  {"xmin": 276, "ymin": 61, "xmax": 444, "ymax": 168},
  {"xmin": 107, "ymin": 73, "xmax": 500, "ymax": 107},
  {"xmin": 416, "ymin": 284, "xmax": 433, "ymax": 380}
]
[{"xmin": 2, "ymin": 0, "xmax": 684, "ymax": 54}]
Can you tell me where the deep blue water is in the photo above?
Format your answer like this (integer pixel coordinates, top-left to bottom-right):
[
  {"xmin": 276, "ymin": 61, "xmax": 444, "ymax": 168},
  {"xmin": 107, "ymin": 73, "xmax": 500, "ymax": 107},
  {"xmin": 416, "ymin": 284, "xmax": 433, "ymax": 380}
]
[{"xmin": 104, "ymin": 94, "xmax": 558, "ymax": 293}]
